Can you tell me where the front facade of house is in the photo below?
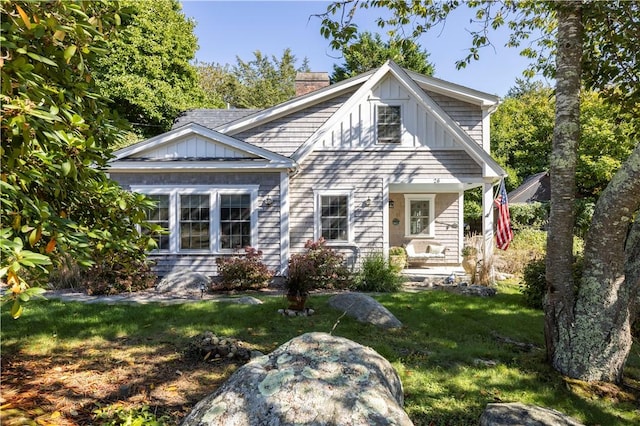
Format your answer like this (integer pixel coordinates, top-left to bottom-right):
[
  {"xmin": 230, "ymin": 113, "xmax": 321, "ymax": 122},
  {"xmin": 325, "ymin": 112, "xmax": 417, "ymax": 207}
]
[{"xmin": 108, "ymin": 61, "xmax": 505, "ymax": 277}]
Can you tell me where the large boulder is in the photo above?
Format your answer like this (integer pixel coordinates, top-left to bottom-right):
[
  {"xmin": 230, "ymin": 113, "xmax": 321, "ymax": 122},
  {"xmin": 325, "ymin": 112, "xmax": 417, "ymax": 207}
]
[
  {"xmin": 181, "ymin": 332, "xmax": 413, "ymax": 426},
  {"xmin": 155, "ymin": 269, "xmax": 210, "ymax": 295},
  {"xmin": 480, "ymin": 403, "xmax": 585, "ymax": 426},
  {"xmin": 328, "ymin": 292, "xmax": 403, "ymax": 329}
]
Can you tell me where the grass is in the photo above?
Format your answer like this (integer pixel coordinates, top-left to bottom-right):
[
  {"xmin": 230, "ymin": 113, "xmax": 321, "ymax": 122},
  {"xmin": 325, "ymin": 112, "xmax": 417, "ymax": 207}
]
[{"xmin": 2, "ymin": 284, "xmax": 639, "ymax": 425}]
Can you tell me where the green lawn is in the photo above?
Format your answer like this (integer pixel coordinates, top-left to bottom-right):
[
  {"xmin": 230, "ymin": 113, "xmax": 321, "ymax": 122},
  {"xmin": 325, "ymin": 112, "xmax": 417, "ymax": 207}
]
[{"xmin": 2, "ymin": 283, "xmax": 639, "ymax": 425}]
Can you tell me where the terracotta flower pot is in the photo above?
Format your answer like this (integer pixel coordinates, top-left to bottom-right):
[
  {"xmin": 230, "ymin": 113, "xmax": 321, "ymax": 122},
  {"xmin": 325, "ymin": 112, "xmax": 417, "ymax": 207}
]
[{"xmin": 287, "ymin": 294, "xmax": 308, "ymax": 311}]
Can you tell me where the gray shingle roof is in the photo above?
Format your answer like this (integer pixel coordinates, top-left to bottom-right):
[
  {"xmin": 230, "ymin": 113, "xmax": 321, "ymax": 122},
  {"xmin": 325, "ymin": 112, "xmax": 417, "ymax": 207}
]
[
  {"xmin": 508, "ymin": 171, "xmax": 550, "ymax": 203},
  {"xmin": 172, "ymin": 109, "xmax": 261, "ymax": 130}
]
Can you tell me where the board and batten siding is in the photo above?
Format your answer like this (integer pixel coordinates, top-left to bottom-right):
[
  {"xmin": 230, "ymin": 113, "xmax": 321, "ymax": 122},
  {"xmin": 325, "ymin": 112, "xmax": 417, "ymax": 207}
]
[
  {"xmin": 131, "ymin": 134, "xmax": 257, "ymax": 160},
  {"xmin": 289, "ymin": 149, "xmax": 481, "ymax": 265},
  {"xmin": 316, "ymin": 76, "xmax": 485, "ymax": 150},
  {"xmin": 111, "ymin": 171, "xmax": 281, "ymax": 277},
  {"xmin": 233, "ymin": 92, "xmax": 355, "ymax": 157}
]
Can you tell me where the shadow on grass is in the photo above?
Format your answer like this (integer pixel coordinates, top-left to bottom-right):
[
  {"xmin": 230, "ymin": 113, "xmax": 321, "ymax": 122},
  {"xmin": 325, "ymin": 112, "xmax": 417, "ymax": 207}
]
[{"xmin": 1, "ymin": 290, "xmax": 638, "ymax": 425}]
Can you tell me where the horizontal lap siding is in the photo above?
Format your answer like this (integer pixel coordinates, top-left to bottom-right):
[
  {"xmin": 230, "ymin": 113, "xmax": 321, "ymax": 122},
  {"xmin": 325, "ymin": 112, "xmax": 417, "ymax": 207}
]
[
  {"xmin": 111, "ymin": 172, "xmax": 282, "ymax": 276},
  {"xmin": 234, "ymin": 93, "xmax": 353, "ymax": 157},
  {"xmin": 425, "ymin": 90, "xmax": 483, "ymax": 144},
  {"xmin": 388, "ymin": 193, "xmax": 460, "ymax": 264},
  {"xmin": 290, "ymin": 150, "xmax": 479, "ymax": 265}
]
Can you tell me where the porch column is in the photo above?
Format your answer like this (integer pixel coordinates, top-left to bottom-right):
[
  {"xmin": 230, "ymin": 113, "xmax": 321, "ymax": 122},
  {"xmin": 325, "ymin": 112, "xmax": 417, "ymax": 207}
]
[
  {"xmin": 280, "ymin": 171, "xmax": 290, "ymax": 275},
  {"xmin": 482, "ymin": 181, "xmax": 495, "ymax": 262}
]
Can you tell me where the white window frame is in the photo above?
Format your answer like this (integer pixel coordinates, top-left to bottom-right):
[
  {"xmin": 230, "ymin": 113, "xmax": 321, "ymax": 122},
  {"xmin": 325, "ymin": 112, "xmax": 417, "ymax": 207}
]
[
  {"xmin": 143, "ymin": 193, "xmax": 171, "ymax": 252},
  {"xmin": 404, "ymin": 194, "xmax": 436, "ymax": 238},
  {"xmin": 375, "ymin": 103, "xmax": 403, "ymax": 144},
  {"xmin": 217, "ymin": 188, "xmax": 259, "ymax": 253},
  {"xmin": 314, "ymin": 188, "xmax": 354, "ymax": 244},
  {"xmin": 131, "ymin": 185, "xmax": 258, "ymax": 254}
]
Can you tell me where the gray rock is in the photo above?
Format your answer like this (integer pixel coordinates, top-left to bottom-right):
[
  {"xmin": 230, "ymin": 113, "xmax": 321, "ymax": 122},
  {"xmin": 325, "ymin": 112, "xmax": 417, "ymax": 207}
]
[
  {"xmin": 155, "ymin": 270, "xmax": 210, "ymax": 295},
  {"xmin": 480, "ymin": 403, "xmax": 584, "ymax": 426},
  {"xmin": 328, "ymin": 292, "xmax": 403, "ymax": 329},
  {"xmin": 181, "ymin": 332, "xmax": 413, "ymax": 426},
  {"xmin": 226, "ymin": 296, "xmax": 263, "ymax": 305}
]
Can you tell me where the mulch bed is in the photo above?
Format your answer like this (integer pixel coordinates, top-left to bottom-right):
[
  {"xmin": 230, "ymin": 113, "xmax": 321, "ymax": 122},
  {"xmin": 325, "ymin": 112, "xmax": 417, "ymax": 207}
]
[{"xmin": 0, "ymin": 337, "xmax": 243, "ymax": 425}]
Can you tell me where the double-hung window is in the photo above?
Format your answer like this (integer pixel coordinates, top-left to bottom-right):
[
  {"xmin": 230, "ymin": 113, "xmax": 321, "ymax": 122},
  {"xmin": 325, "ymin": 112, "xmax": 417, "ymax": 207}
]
[
  {"xmin": 405, "ymin": 194, "xmax": 435, "ymax": 237},
  {"xmin": 219, "ymin": 193, "xmax": 251, "ymax": 250},
  {"xmin": 180, "ymin": 194, "xmax": 210, "ymax": 250},
  {"xmin": 144, "ymin": 194, "xmax": 170, "ymax": 251},
  {"xmin": 132, "ymin": 186, "xmax": 257, "ymax": 253},
  {"xmin": 377, "ymin": 104, "xmax": 402, "ymax": 144},
  {"xmin": 315, "ymin": 190, "xmax": 352, "ymax": 243}
]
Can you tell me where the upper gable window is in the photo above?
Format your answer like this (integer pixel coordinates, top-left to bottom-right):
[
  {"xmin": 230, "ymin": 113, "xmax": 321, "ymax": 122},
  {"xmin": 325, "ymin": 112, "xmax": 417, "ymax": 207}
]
[{"xmin": 377, "ymin": 105, "xmax": 402, "ymax": 144}]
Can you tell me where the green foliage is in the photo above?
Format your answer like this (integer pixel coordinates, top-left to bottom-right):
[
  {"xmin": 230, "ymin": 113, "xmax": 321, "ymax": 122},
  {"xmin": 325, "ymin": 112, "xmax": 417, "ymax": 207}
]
[
  {"xmin": 574, "ymin": 198, "xmax": 595, "ymax": 239},
  {"xmin": 492, "ymin": 84, "xmax": 636, "ymax": 199},
  {"xmin": 495, "ymin": 229, "xmax": 547, "ymax": 276},
  {"xmin": 509, "ymin": 202, "xmax": 550, "ymax": 231},
  {"xmin": 521, "ymin": 256, "xmax": 584, "ymax": 310},
  {"xmin": 198, "ymin": 49, "xmax": 310, "ymax": 110},
  {"xmin": 215, "ymin": 247, "xmax": 274, "ymax": 291},
  {"xmin": 1, "ymin": 0, "xmax": 158, "ymax": 316},
  {"xmin": 354, "ymin": 252, "xmax": 404, "ymax": 292},
  {"xmin": 286, "ymin": 238, "xmax": 352, "ymax": 296},
  {"xmin": 491, "ymin": 85, "xmax": 555, "ymax": 190},
  {"xmin": 93, "ymin": 0, "xmax": 210, "ymax": 138},
  {"xmin": 521, "ymin": 257, "xmax": 546, "ymax": 309},
  {"xmin": 331, "ymin": 32, "xmax": 434, "ymax": 82},
  {"xmin": 94, "ymin": 404, "xmax": 170, "ymax": 426},
  {"xmin": 81, "ymin": 254, "xmax": 157, "ymax": 295},
  {"xmin": 3, "ymin": 292, "xmax": 637, "ymax": 425}
]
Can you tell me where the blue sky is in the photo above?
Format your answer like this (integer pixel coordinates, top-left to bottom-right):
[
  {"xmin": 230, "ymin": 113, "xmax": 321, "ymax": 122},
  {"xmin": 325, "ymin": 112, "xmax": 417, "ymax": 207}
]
[{"xmin": 180, "ymin": 0, "xmax": 548, "ymax": 97}]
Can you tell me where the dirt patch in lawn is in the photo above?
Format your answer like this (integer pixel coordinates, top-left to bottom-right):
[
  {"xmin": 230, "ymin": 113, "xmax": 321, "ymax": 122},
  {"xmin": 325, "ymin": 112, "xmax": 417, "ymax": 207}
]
[{"xmin": 0, "ymin": 336, "xmax": 246, "ymax": 425}]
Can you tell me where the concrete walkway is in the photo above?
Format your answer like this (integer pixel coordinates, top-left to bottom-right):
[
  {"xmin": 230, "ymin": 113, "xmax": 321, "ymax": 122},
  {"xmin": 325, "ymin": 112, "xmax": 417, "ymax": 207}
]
[
  {"xmin": 43, "ymin": 288, "xmax": 284, "ymax": 305},
  {"xmin": 42, "ymin": 267, "xmax": 467, "ymax": 305}
]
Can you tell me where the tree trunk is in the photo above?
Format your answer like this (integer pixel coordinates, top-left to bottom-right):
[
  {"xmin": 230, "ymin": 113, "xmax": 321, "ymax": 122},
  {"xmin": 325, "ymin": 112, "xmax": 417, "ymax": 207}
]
[
  {"xmin": 562, "ymin": 142, "xmax": 640, "ymax": 382},
  {"xmin": 544, "ymin": 2, "xmax": 582, "ymax": 365},
  {"xmin": 544, "ymin": 2, "xmax": 640, "ymax": 382}
]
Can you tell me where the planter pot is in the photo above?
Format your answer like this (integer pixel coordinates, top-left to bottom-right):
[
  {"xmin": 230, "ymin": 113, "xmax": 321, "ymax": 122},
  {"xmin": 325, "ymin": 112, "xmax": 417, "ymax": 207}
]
[
  {"xmin": 462, "ymin": 256, "xmax": 477, "ymax": 277},
  {"xmin": 287, "ymin": 294, "xmax": 308, "ymax": 311},
  {"xmin": 389, "ymin": 255, "xmax": 406, "ymax": 271}
]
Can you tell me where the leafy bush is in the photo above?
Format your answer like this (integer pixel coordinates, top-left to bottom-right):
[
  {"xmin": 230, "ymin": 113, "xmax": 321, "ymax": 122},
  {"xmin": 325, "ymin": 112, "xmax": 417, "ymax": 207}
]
[
  {"xmin": 509, "ymin": 202, "xmax": 549, "ymax": 231},
  {"xmin": 574, "ymin": 198, "xmax": 595, "ymax": 238},
  {"xmin": 354, "ymin": 252, "xmax": 404, "ymax": 292},
  {"xmin": 521, "ymin": 257, "xmax": 546, "ymax": 309},
  {"xmin": 521, "ymin": 256, "xmax": 583, "ymax": 309},
  {"xmin": 93, "ymin": 404, "xmax": 170, "ymax": 426},
  {"xmin": 215, "ymin": 247, "xmax": 273, "ymax": 290},
  {"xmin": 81, "ymin": 253, "xmax": 157, "ymax": 295},
  {"xmin": 286, "ymin": 238, "xmax": 352, "ymax": 295}
]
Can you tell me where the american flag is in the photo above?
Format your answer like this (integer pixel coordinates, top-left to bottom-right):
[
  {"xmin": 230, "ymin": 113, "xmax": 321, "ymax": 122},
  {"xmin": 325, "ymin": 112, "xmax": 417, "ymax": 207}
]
[{"xmin": 494, "ymin": 179, "xmax": 513, "ymax": 250}]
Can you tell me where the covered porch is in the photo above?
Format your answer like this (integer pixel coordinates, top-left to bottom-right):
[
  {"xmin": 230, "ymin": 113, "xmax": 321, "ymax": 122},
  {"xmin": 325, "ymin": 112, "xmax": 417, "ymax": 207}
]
[{"xmin": 384, "ymin": 180, "xmax": 498, "ymax": 266}]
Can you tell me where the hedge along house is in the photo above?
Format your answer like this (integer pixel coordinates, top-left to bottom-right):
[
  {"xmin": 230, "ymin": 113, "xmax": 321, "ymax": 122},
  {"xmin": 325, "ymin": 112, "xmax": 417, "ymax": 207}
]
[{"xmin": 108, "ymin": 61, "xmax": 506, "ymax": 277}]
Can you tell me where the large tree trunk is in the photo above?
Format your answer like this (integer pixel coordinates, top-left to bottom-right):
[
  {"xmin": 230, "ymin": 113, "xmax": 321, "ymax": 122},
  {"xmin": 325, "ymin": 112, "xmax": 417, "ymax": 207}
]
[
  {"xmin": 544, "ymin": 1, "xmax": 582, "ymax": 366},
  {"xmin": 564, "ymin": 142, "xmax": 640, "ymax": 382},
  {"xmin": 544, "ymin": 1, "xmax": 640, "ymax": 382}
]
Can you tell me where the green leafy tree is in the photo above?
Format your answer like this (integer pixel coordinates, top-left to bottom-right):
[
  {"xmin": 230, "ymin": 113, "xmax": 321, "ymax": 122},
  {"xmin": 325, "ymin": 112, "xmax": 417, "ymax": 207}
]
[
  {"xmin": 195, "ymin": 61, "xmax": 235, "ymax": 108},
  {"xmin": 198, "ymin": 49, "xmax": 310, "ymax": 110},
  {"xmin": 1, "ymin": 0, "xmax": 158, "ymax": 318},
  {"xmin": 491, "ymin": 83, "xmax": 635, "ymax": 198},
  {"xmin": 320, "ymin": 0, "xmax": 640, "ymax": 383},
  {"xmin": 93, "ymin": 0, "xmax": 209, "ymax": 138},
  {"xmin": 232, "ymin": 49, "xmax": 310, "ymax": 109},
  {"xmin": 331, "ymin": 32, "xmax": 434, "ymax": 82}
]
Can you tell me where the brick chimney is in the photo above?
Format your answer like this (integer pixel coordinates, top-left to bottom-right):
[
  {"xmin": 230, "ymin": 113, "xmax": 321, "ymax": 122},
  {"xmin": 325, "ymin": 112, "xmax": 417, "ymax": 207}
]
[{"xmin": 295, "ymin": 72, "xmax": 330, "ymax": 96}]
